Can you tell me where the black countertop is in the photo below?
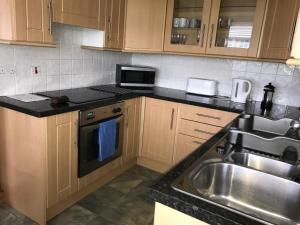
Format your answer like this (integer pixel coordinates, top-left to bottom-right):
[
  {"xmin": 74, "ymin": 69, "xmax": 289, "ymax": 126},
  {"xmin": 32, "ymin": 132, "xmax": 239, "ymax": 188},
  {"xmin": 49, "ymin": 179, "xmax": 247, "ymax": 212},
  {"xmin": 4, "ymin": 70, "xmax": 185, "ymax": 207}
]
[
  {"xmin": 0, "ymin": 86, "xmax": 299, "ymax": 119},
  {"xmin": 1, "ymin": 85, "xmax": 300, "ymax": 224}
]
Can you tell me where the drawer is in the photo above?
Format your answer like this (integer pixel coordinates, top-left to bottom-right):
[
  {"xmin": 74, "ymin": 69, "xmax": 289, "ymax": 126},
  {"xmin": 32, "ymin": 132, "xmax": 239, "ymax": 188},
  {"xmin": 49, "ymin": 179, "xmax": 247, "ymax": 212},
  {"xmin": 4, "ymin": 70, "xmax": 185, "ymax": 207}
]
[
  {"xmin": 174, "ymin": 134, "xmax": 205, "ymax": 164},
  {"xmin": 179, "ymin": 104, "xmax": 239, "ymax": 127},
  {"xmin": 178, "ymin": 119, "xmax": 222, "ymax": 140}
]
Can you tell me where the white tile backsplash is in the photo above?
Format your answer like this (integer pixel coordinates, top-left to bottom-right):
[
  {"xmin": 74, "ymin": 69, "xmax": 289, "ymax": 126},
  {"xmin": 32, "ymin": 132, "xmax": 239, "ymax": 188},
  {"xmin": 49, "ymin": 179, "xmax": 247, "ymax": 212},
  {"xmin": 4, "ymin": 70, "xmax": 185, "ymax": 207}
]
[
  {"xmin": 0, "ymin": 24, "xmax": 132, "ymax": 96},
  {"xmin": 132, "ymin": 53, "xmax": 300, "ymax": 107}
]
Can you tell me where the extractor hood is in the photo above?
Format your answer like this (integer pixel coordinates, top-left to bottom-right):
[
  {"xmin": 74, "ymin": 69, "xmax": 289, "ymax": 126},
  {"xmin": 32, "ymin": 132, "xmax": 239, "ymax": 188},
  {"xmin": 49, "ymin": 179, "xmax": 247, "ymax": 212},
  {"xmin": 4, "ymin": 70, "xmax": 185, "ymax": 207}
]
[{"xmin": 287, "ymin": 9, "xmax": 300, "ymax": 66}]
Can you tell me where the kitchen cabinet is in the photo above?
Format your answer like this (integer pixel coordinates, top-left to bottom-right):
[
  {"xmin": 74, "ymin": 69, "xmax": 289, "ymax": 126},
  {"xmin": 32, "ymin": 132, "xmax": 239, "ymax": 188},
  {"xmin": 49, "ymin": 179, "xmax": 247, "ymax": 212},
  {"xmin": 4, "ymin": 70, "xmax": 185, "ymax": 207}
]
[
  {"xmin": 258, "ymin": 0, "xmax": 300, "ymax": 60},
  {"xmin": 123, "ymin": 98, "xmax": 142, "ymax": 163},
  {"xmin": 102, "ymin": 0, "xmax": 126, "ymax": 49},
  {"xmin": 124, "ymin": 0, "xmax": 167, "ymax": 52},
  {"xmin": 164, "ymin": 0, "xmax": 212, "ymax": 54},
  {"xmin": 173, "ymin": 134, "xmax": 204, "ymax": 164},
  {"xmin": 47, "ymin": 112, "xmax": 78, "ymax": 208},
  {"xmin": 206, "ymin": 0, "xmax": 267, "ymax": 57},
  {"xmin": 0, "ymin": 0, "xmax": 53, "ymax": 45},
  {"xmin": 52, "ymin": 0, "xmax": 102, "ymax": 30},
  {"xmin": 154, "ymin": 202, "xmax": 209, "ymax": 225},
  {"xmin": 139, "ymin": 98, "xmax": 178, "ymax": 172}
]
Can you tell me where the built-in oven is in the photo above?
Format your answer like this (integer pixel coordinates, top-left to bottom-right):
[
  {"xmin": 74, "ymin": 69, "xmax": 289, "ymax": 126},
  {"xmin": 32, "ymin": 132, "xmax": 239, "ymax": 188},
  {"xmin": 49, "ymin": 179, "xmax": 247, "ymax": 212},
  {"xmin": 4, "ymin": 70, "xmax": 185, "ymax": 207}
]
[
  {"xmin": 78, "ymin": 102, "xmax": 124, "ymax": 177},
  {"xmin": 116, "ymin": 64, "xmax": 156, "ymax": 87}
]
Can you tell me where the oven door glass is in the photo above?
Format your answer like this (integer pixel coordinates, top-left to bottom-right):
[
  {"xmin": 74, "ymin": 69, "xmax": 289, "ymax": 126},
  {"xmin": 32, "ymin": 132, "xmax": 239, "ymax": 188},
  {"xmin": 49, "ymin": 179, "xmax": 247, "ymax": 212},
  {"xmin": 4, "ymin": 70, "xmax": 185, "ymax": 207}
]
[
  {"xmin": 121, "ymin": 70, "xmax": 155, "ymax": 86},
  {"xmin": 78, "ymin": 115, "xmax": 124, "ymax": 177}
]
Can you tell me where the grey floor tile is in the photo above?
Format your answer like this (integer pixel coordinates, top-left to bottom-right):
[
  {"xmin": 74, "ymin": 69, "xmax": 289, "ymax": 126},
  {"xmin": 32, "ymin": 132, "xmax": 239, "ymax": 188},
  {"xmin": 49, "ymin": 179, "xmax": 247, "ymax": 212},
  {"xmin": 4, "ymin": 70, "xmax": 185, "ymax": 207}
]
[{"xmin": 0, "ymin": 166, "xmax": 161, "ymax": 225}]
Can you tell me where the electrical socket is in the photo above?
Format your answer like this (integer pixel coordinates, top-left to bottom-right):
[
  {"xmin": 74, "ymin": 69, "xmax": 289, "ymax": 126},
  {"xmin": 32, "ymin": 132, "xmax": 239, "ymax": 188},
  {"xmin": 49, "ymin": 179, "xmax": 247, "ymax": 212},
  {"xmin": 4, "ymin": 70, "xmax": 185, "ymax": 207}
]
[
  {"xmin": 0, "ymin": 67, "xmax": 5, "ymax": 75},
  {"xmin": 31, "ymin": 66, "xmax": 41, "ymax": 76}
]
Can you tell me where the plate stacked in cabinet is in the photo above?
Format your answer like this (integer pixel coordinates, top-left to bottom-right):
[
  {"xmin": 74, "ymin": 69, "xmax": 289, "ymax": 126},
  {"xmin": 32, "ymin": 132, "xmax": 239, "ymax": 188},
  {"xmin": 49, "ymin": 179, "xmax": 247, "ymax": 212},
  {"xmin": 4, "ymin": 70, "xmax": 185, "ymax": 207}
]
[{"xmin": 173, "ymin": 104, "xmax": 238, "ymax": 164}]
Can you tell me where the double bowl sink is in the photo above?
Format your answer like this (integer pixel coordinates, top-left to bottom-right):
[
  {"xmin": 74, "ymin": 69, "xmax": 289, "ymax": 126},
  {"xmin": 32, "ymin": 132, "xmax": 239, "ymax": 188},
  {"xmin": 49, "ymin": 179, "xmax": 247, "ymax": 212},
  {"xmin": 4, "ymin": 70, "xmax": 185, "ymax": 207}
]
[{"xmin": 173, "ymin": 115, "xmax": 300, "ymax": 225}]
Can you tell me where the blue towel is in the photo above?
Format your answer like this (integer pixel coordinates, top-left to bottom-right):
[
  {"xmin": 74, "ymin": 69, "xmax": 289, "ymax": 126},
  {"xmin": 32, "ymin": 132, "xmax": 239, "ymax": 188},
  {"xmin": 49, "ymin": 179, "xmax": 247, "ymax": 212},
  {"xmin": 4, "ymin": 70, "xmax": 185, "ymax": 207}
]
[{"xmin": 98, "ymin": 119, "xmax": 117, "ymax": 161}]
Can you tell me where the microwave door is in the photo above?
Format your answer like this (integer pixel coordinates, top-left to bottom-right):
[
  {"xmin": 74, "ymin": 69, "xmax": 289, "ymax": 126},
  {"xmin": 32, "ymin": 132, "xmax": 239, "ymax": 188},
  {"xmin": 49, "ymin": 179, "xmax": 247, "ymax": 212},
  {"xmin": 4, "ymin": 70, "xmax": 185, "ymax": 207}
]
[{"xmin": 120, "ymin": 70, "xmax": 155, "ymax": 87}]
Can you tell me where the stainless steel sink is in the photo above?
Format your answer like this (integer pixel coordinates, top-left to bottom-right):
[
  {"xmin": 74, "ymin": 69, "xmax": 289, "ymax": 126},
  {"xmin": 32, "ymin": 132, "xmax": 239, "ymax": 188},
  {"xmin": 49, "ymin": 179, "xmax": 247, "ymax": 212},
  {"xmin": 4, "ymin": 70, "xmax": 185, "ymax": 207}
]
[
  {"xmin": 238, "ymin": 114, "xmax": 293, "ymax": 135},
  {"xmin": 228, "ymin": 129, "xmax": 300, "ymax": 160},
  {"xmin": 191, "ymin": 162, "xmax": 300, "ymax": 225},
  {"xmin": 226, "ymin": 152, "xmax": 300, "ymax": 179}
]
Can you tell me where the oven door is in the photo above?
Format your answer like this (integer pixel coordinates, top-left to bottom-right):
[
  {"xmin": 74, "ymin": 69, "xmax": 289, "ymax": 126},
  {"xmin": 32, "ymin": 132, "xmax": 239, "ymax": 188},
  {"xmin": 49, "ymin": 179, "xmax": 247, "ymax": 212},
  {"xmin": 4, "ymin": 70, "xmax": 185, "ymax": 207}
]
[
  {"xmin": 78, "ymin": 115, "xmax": 124, "ymax": 177},
  {"xmin": 120, "ymin": 67, "xmax": 155, "ymax": 87}
]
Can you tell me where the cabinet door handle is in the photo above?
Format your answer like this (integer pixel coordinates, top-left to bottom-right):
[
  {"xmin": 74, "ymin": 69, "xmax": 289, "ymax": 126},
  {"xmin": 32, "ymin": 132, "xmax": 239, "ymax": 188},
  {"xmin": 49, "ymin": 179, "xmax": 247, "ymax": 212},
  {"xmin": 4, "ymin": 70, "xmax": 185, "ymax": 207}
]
[
  {"xmin": 194, "ymin": 129, "xmax": 214, "ymax": 136},
  {"xmin": 196, "ymin": 113, "xmax": 221, "ymax": 120},
  {"xmin": 200, "ymin": 24, "xmax": 206, "ymax": 47},
  {"xmin": 209, "ymin": 24, "xmax": 214, "ymax": 48},
  {"xmin": 126, "ymin": 108, "xmax": 129, "ymax": 127},
  {"xmin": 193, "ymin": 141, "xmax": 202, "ymax": 145},
  {"xmin": 170, "ymin": 109, "xmax": 175, "ymax": 130},
  {"xmin": 107, "ymin": 18, "xmax": 112, "ymax": 41},
  {"xmin": 48, "ymin": 0, "xmax": 53, "ymax": 34}
]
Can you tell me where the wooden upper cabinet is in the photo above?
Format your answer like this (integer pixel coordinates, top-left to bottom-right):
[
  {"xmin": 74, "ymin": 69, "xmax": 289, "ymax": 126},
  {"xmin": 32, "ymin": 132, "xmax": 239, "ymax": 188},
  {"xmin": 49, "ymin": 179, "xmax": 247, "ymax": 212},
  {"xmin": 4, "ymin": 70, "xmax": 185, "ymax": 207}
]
[
  {"xmin": 206, "ymin": 0, "xmax": 267, "ymax": 57},
  {"xmin": 141, "ymin": 98, "xmax": 178, "ymax": 166},
  {"xmin": 103, "ymin": 0, "xmax": 126, "ymax": 49},
  {"xmin": 164, "ymin": 0, "xmax": 212, "ymax": 54},
  {"xmin": 52, "ymin": 0, "xmax": 101, "ymax": 29},
  {"xmin": 124, "ymin": 0, "xmax": 167, "ymax": 51},
  {"xmin": 0, "ymin": 0, "xmax": 53, "ymax": 44},
  {"xmin": 258, "ymin": 0, "xmax": 300, "ymax": 60}
]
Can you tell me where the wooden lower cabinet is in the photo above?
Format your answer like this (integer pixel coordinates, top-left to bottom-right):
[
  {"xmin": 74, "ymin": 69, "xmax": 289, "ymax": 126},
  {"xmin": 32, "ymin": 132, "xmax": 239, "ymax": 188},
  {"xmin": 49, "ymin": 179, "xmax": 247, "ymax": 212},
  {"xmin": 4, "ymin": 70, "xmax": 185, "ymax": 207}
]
[
  {"xmin": 139, "ymin": 98, "xmax": 178, "ymax": 172},
  {"xmin": 173, "ymin": 134, "xmax": 205, "ymax": 164},
  {"xmin": 154, "ymin": 202, "xmax": 209, "ymax": 225},
  {"xmin": 46, "ymin": 112, "xmax": 78, "ymax": 208},
  {"xmin": 123, "ymin": 98, "xmax": 142, "ymax": 163}
]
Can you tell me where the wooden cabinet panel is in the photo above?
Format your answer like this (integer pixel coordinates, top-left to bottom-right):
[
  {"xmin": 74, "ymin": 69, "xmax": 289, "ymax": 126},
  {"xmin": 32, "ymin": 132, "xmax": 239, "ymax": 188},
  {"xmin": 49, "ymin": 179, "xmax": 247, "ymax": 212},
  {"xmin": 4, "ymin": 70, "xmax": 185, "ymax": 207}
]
[
  {"xmin": 178, "ymin": 119, "xmax": 222, "ymax": 140},
  {"xmin": 124, "ymin": 0, "xmax": 167, "ymax": 51},
  {"xmin": 47, "ymin": 112, "xmax": 78, "ymax": 208},
  {"xmin": 173, "ymin": 134, "xmax": 204, "ymax": 164},
  {"xmin": 53, "ymin": 0, "xmax": 101, "ymax": 29},
  {"xmin": 179, "ymin": 104, "xmax": 238, "ymax": 127},
  {"xmin": 0, "ymin": 0, "xmax": 53, "ymax": 44},
  {"xmin": 164, "ymin": 0, "xmax": 212, "ymax": 54},
  {"xmin": 258, "ymin": 0, "xmax": 299, "ymax": 60},
  {"xmin": 141, "ymin": 98, "xmax": 178, "ymax": 166},
  {"xmin": 123, "ymin": 98, "xmax": 141, "ymax": 163},
  {"xmin": 206, "ymin": 0, "xmax": 267, "ymax": 57}
]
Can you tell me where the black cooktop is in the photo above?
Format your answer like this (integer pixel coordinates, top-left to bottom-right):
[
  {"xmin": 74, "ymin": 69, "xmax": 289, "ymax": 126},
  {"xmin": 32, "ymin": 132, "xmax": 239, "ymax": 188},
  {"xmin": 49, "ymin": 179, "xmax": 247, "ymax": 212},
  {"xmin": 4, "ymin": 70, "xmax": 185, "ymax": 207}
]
[
  {"xmin": 90, "ymin": 85, "xmax": 133, "ymax": 95},
  {"xmin": 38, "ymin": 88, "xmax": 116, "ymax": 104}
]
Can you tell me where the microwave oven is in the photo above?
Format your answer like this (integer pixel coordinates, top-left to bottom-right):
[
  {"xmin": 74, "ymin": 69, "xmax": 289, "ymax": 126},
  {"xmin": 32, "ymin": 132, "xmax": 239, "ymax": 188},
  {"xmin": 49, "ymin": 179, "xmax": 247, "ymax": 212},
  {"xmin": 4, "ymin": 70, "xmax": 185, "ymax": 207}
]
[{"xmin": 116, "ymin": 64, "xmax": 156, "ymax": 87}]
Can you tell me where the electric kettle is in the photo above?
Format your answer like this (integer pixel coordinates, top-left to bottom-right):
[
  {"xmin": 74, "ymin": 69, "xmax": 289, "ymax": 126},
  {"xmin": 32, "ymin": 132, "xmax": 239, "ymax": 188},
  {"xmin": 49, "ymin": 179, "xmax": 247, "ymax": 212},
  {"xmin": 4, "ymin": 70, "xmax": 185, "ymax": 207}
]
[{"xmin": 231, "ymin": 79, "xmax": 252, "ymax": 103}]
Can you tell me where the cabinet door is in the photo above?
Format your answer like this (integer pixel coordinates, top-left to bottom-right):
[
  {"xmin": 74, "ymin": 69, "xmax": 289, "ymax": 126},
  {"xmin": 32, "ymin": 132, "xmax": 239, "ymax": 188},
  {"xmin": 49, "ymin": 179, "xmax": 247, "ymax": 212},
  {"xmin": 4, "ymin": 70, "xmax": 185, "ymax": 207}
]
[
  {"xmin": 47, "ymin": 112, "xmax": 78, "ymax": 208},
  {"xmin": 53, "ymin": 0, "xmax": 100, "ymax": 29},
  {"xmin": 124, "ymin": 0, "xmax": 167, "ymax": 51},
  {"xmin": 258, "ymin": 0, "xmax": 299, "ymax": 60},
  {"xmin": 141, "ymin": 98, "xmax": 178, "ymax": 166},
  {"xmin": 123, "ymin": 98, "xmax": 141, "ymax": 163},
  {"xmin": 164, "ymin": 0, "xmax": 212, "ymax": 54},
  {"xmin": 173, "ymin": 134, "xmax": 204, "ymax": 164},
  {"xmin": 14, "ymin": 0, "xmax": 53, "ymax": 43},
  {"xmin": 206, "ymin": 0, "xmax": 267, "ymax": 57},
  {"xmin": 104, "ymin": 0, "xmax": 125, "ymax": 49}
]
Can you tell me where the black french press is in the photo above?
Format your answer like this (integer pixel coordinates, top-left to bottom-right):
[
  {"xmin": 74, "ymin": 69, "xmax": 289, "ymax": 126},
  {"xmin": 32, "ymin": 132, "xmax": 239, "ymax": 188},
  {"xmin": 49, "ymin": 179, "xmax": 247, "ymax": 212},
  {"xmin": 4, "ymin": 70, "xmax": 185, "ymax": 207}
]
[{"xmin": 261, "ymin": 83, "xmax": 275, "ymax": 111}]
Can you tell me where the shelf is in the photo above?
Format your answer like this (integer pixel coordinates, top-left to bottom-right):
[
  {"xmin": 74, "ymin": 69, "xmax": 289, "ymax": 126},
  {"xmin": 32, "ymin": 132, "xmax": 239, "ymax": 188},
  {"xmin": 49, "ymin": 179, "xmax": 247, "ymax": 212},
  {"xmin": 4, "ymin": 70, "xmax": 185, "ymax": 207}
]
[
  {"xmin": 173, "ymin": 27, "xmax": 201, "ymax": 30},
  {"xmin": 174, "ymin": 7, "xmax": 203, "ymax": 10},
  {"xmin": 0, "ymin": 39, "xmax": 57, "ymax": 48}
]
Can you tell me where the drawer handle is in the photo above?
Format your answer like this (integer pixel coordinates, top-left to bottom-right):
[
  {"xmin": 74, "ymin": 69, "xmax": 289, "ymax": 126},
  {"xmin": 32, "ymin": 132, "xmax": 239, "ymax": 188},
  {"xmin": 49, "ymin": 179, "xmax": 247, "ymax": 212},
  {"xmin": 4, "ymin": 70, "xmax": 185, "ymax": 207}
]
[
  {"xmin": 194, "ymin": 129, "xmax": 215, "ymax": 136},
  {"xmin": 170, "ymin": 108, "xmax": 175, "ymax": 130},
  {"xmin": 196, "ymin": 113, "xmax": 221, "ymax": 120},
  {"xmin": 193, "ymin": 141, "xmax": 202, "ymax": 145}
]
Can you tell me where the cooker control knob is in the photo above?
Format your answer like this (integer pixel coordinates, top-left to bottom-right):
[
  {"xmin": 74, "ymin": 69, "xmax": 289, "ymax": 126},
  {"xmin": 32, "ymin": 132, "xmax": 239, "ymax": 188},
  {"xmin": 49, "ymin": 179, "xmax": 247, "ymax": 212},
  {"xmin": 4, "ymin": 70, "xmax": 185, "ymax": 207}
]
[{"xmin": 112, "ymin": 108, "xmax": 122, "ymax": 114}]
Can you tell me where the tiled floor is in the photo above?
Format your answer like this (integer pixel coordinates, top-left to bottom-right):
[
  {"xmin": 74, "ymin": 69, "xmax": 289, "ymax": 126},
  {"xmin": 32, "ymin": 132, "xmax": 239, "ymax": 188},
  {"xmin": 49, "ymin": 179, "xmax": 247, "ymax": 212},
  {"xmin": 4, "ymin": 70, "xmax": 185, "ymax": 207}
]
[{"xmin": 0, "ymin": 166, "xmax": 161, "ymax": 225}]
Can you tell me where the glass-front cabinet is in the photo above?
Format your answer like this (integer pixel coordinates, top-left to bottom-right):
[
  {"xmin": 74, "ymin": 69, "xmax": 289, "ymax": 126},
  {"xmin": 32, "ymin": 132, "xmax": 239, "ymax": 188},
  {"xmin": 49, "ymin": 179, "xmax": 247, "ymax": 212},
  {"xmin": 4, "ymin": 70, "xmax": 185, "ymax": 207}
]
[
  {"xmin": 164, "ymin": 0, "xmax": 267, "ymax": 57},
  {"xmin": 206, "ymin": 0, "xmax": 267, "ymax": 57},
  {"xmin": 164, "ymin": 0, "xmax": 212, "ymax": 54}
]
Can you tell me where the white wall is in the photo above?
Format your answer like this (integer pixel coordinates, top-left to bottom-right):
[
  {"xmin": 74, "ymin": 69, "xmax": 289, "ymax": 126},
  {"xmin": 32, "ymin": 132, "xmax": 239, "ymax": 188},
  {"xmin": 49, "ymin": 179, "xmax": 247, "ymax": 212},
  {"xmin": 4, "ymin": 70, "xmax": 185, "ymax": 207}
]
[
  {"xmin": 0, "ymin": 24, "xmax": 131, "ymax": 96},
  {"xmin": 132, "ymin": 53, "xmax": 300, "ymax": 107}
]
